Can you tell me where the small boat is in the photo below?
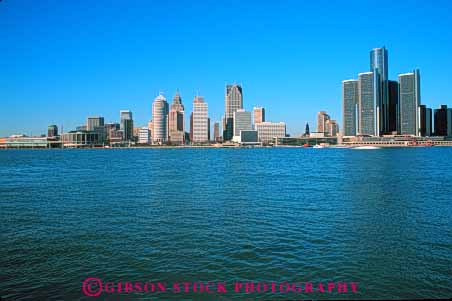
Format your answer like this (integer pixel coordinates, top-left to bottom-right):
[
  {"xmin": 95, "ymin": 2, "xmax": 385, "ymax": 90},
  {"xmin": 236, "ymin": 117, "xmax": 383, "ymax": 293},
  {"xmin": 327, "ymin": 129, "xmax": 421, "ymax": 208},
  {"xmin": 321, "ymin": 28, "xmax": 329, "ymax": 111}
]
[
  {"xmin": 313, "ymin": 145, "xmax": 325, "ymax": 149},
  {"xmin": 353, "ymin": 145, "xmax": 382, "ymax": 150}
]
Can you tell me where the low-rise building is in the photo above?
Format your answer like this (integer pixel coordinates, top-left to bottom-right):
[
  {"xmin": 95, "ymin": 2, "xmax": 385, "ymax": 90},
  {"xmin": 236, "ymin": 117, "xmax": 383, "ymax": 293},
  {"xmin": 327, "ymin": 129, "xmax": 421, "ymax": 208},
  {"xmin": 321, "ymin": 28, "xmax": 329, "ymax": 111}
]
[{"xmin": 255, "ymin": 122, "xmax": 286, "ymax": 144}]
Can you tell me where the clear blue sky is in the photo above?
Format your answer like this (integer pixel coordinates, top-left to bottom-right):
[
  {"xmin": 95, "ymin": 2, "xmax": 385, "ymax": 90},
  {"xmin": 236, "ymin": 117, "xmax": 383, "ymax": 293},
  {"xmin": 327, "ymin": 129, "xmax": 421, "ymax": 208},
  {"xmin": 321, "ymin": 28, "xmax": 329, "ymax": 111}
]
[{"xmin": 1, "ymin": 0, "xmax": 452, "ymax": 137}]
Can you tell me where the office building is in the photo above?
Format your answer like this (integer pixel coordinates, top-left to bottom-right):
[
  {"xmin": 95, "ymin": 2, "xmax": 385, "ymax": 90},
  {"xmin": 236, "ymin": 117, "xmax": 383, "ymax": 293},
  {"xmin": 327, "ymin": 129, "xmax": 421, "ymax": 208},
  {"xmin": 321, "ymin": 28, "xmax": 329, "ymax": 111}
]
[
  {"xmin": 120, "ymin": 110, "xmax": 133, "ymax": 141},
  {"xmin": 399, "ymin": 70, "xmax": 420, "ymax": 136},
  {"xmin": 208, "ymin": 118, "xmax": 211, "ymax": 141},
  {"xmin": 418, "ymin": 105, "xmax": 432, "ymax": 137},
  {"xmin": 47, "ymin": 125, "xmax": 58, "ymax": 138},
  {"xmin": 224, "ymin": 84, "xmax": 243, "ymax": 141},
  {"xmin": 138, "ymin": 127, "xmax": 151, "ymax": 144},
  {"xmin": 434, "ymin": 105, "xmax": 448, "ymax": 136},
  {"xmin": 255, "ymin": 122, "xmax": 286, "ymax": 144},
  {"xmin": 213, "ymin": 122, "xmax": 220, "ymax": 142},
  {"xmin": 192, "ymin": 96, "xmax": 209, "ymax": 144},
  {"xmin": 358, "ymin": 72, "xmax": 376, "ymax": 136},
  {"xmin": 62, "ymin": 130, "xmax": 101, "ymax": 147},
  {"xmin": 342, "ymin": 80, "xmax": 358, "ymax": 136},
  {"xmin": 317, "ymin": 111, "xmax": 330, "ymax": 133},
  {"xmin": 233, "ymin": 109, "xmax": 252, "ymax": 138},
  {"xmin": 388, "ymin": 80, "xmax": 399, "ymax": 134},
  {"xmin": 448, "ymin": 109, "xmax": 452, "ymax": 137},
  {"xmin": 370, "ymin": 47, "xmax": 388, "ymax": 135},
  {"xmin": 240, "ymin": 130, "xmax": 259, "ymax": 144},
  {"xmin": 253, "ymin": 107, "xmax": 265, "ymax": 125},
  {"xmin": 326, "ymin": 119, "xmax": 339, "ymax": 137},
  {"xmin": 87, "ymin": 116, "xmax": 104, "ymax": 131},
  {"xmin": 189, "ymin": 112, "xmax": 193, "ymax": 142},
  {"xmin": 152, "ymin": 94, "xmax": 169, "ymax": 144},
  {"xmin": 168, "ymin": 91, "xmax": 185, "ymax": 145}
]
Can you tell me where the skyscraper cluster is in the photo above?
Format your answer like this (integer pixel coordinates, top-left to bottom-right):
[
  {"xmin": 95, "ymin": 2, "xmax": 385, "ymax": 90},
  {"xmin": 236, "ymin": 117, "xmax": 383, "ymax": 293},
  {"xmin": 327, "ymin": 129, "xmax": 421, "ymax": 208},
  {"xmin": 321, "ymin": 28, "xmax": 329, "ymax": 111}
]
[{"xmin": 342, "ymin": 47, "xmax": 425, "ymax": 137}]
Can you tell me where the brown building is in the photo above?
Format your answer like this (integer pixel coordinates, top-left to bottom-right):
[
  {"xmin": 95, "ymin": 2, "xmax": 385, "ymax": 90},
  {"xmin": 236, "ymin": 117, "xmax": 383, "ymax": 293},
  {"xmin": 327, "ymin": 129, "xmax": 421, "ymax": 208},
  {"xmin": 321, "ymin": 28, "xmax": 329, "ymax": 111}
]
[
  {"xmin": 168, "ymin": 91, "xmax": 185, "ymax": 145},
  {"xmin": 253, "ymin": 107, "xmax": 265, "ymax": 125}
]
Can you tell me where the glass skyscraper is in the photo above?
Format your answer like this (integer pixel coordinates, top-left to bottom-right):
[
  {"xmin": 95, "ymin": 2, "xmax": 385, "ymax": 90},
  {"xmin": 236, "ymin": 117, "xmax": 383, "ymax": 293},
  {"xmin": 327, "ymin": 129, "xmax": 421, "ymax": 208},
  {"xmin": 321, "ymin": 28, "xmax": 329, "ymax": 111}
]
[
  {"xmin": 120, "ymin": 110, "xmax": 133, "ymax": 141},
  {"xmin": 342, "ymin": 79, "xmax": 358, "ymax": 136},
  {"xmin": 358, "ymin": 72, "xmax": 376, "ymax": 136},
  {"xmin": 223, "ymin": 84, "xmax": 243, "ymax": 141},
  {"xmin": 387, "ymin": 80, "xmax": 399, "ymax": 134},
  {"xmin": 398, "ymin": 69, "xmax": 420, "ymax": 136},
  {"xmin": 370, "ymin": 47, "xmax": 389, "ymax": 135},
  {"xmin": 418, "ymin": 105, "xmax": 432, "ymax": 137}
]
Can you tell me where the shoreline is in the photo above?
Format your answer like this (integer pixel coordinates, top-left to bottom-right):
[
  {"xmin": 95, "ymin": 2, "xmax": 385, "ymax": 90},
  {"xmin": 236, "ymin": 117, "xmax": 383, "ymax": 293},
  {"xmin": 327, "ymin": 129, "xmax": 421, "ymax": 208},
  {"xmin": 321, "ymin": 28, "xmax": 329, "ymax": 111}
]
[{"xmin": 1, "ymin": 144, "xmax": 452, "ymax": 150}]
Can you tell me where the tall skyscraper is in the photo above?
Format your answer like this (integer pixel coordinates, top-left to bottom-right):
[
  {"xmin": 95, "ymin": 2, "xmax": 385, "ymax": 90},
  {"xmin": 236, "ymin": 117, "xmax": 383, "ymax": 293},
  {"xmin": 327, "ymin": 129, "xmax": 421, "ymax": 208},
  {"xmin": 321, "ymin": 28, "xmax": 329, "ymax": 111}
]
[
  {"xmin": 370, "ymin": 47, "xmax": 388, "ymax": 135},
  {"xmin": 87, "ymin": 116, "xmax": 104, "ymax": 131},
  {"xmin": 387, "ymin": 80, "xmax": 399, "ymax": 134},
  {"xmin": 192, "ymin": 96, "xmax": 209, "ymax": 144},
  {"xmin": 399, "ymin": 70, "xmax": 420, "ymax": 136},
  {"xmin": 358, "ymin": 72, "xmax": 376, "ymax": 136},
  {"xmin": 434, "ymin": 105, "xmax": 448, "ymax": 136},
  {"xmin": 233, "ymin": 109, "xmax": 252, "ymax": 137},
  {"xmin": 224, "ymin": 84, "xmax": 243, "ymax": 141},
  {"xmin": 120, "ymin": 110, "xmax": 133, "ymax": 141},
  {"xmin": 152, "ymin": 94, "xmax": 169, "ymax": 144},
  {"xmin": 317, "ymin": 111, "xmax": 330, "ymax": 133},
  {"xmin": 418, "ymin": 105, "xmax": 432, "ymax": 137},
  {"xmin": 253, "ymin": 107, "xmax": 265, "ymax": 125},
  {"xmin": 342, "ymin": 79, "xmax": 358, "ymax": 136},
  {"xmin": 168, "ymin": 91, "xmax": 185, "ymax": 145}
]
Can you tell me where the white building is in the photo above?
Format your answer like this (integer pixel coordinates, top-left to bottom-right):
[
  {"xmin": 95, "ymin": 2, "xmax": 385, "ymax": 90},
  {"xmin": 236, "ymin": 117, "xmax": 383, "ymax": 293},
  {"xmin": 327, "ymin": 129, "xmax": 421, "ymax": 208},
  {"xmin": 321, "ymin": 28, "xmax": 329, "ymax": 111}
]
[
  {"xmin": 192, "ymin": 96, "xmax": 209, "ymax": 143},
  {"xmin": 255, "ymin": 122, "xmax": 286, "ymax": 144},
  {"xmin": 152, "ymin": 94, "xmax": 169, "ymax": 144},
  {"xmin": 138, "ymin": 127, "xmax": 150, "ymax": 144}
]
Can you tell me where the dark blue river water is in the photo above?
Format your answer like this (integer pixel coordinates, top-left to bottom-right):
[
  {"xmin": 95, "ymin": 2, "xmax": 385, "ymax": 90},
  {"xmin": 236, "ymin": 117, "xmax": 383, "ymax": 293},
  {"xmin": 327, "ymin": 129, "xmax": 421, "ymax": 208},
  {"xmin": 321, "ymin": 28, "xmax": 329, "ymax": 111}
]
[{"xmin": 0, "ymin": 148, "xmax": 451, "ymax": 300}]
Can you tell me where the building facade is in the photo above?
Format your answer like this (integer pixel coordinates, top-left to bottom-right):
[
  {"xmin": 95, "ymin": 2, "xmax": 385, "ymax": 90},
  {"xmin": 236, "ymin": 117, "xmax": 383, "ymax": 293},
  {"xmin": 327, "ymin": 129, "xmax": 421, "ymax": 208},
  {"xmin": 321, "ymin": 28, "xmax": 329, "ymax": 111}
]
[
  {"xmin": 213, "ymin": 122, "xmax": 220, "ymax": 142},
  {"xmin": 192, "ymin": 96, "xmax": 209, "ymax": 144},
  {"xmin": 358, "ymin": 72, "xmax": 376, "ymax": 136},
  {"xmin": 87, "ymin": 116, "xmax": 104, "ymax": 131},
  {"xmin": 255, "ymin": 122, "xmax": 286, "ymax": 144},
  {"xmin": 388, "ymin": 80, "xmax": 399, "ymax": 134},
  {"xmin": 152, "ymin": 94, "xmax": 169, "ymax": 144},
  {"xmin": 370, "ymin": 47, "xmax": 389, "ymax": 135},
  {"xmin": 138, "ymin": 127, "xmax": 151, "ymax": 144},
  {"xmin": 233, "ymin": 109, "xmax": 252, "ymax": 138},
  {"xmin": 399, "ymin": 70, "xmax": 420, "ymax": 136},
  {"xmin": 168, "ymin": 91, "xmax": 185, "ymax": 145},
  {"xmin": 434, "ymin": 105, "xmax": 448, "ymax": 136},
  {"xmin": 223, "ymin": 84, "xmax": 243, "ymax": 141},
  {"xmin": 317, "ymin": 111, "xmax": 330, "ymax": 133},
  {"xmin": 342, "ymin": 80, "xmax": 358, "ymax": 136},
  {"xmin": 326, "ymin": 119, "xmax": 339, "ymax": 137},
  {"xmin": 47, "ymin": 125, "xmax": 58, "ymax": 138},
  {"xmin": 120, "ymin": 110, "xmax": 133, "ymax": 141},
  {"xmin": 253, "ymin": 107, "xmax": 265, "ymax": 125},
  {"xmin": 418, "ymin": 105, "xmax": 432, "ymax": 137}
]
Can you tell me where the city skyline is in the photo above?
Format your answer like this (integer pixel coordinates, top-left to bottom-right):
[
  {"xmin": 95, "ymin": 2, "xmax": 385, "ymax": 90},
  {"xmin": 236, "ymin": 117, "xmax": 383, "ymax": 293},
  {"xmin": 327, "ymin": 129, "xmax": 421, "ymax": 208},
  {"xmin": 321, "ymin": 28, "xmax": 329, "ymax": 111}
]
[{"xmin": 1, "ymin": 1, "xmax": 452, "ymax": 137}]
